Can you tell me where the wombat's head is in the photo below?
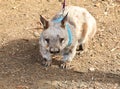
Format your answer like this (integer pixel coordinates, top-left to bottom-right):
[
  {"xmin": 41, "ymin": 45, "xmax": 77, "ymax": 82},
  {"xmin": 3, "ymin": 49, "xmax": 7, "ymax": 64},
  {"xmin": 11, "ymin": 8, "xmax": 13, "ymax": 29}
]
[{"xmin": 40, "ymin": 15, "xmax": 69, "ymax": 54}]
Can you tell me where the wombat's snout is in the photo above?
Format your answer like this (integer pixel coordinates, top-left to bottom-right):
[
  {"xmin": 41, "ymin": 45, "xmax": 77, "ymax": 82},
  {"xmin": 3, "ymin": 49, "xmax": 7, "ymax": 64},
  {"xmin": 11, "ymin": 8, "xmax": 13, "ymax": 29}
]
[{"xmin": 49, "ymin": 47, "xmax": 60, "ymax": 54}]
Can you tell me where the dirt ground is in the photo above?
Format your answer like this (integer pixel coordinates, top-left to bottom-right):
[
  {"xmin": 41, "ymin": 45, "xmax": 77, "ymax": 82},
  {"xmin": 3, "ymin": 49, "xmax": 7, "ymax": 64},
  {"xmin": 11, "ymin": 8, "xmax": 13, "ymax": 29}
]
[{"xmin": 0, "ymin": 0, "xmax": 120, "ymax": 89}]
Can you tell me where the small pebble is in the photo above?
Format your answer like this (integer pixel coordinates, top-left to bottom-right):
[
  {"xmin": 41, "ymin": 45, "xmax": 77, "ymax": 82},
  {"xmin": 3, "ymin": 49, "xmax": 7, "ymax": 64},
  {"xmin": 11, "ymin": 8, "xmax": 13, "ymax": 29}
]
[
  {"xmin": 104, "ymin": 12, "xmax": 108, "ymax": 15},
  {"xmin": 33, "ymin": 31, "xmax": 40, "ymax": 37},
  {"xmin": 89, "ymin": 67, "xmax": 95, "ymax": 72}
]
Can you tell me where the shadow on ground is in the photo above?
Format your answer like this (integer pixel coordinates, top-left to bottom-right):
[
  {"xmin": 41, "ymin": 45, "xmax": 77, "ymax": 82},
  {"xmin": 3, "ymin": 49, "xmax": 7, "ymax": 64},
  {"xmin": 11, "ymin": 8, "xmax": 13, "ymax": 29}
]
[{"xmin": 0, "ymin": 39, "xmax": 120, "ymax": 88}]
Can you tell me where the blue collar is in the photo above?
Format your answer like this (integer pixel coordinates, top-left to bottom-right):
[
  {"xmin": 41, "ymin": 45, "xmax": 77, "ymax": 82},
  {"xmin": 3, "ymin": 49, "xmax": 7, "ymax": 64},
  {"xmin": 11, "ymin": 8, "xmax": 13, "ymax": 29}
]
[{"xmin": 53, "ymin": 15, "xmax": 72, "ymax": 46}]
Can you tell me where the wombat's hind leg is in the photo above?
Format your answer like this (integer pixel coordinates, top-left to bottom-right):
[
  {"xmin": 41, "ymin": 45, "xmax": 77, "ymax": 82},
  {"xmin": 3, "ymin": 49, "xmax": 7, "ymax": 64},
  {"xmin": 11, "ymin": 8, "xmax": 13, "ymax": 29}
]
[
  {"xmin": 76, "ymin": 44, "xmax": 83, "ymax": 51},
  {"xmin": 77, "ymin": 22, "xmax": 89, "ymax": 53},
  {"xmin": 77, "ymin": 41, "xmax": 88, "ymax": 55},
  {"xmin": 82, "ymin": 41, "xmax": 88, "ymax": 52}
]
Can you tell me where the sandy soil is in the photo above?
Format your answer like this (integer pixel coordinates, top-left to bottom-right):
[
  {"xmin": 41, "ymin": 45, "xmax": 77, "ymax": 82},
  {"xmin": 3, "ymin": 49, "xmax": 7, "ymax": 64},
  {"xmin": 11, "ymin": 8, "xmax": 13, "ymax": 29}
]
[{"xmin": 0, "ymin": 0, "xmax": 120, "ymax": 89}]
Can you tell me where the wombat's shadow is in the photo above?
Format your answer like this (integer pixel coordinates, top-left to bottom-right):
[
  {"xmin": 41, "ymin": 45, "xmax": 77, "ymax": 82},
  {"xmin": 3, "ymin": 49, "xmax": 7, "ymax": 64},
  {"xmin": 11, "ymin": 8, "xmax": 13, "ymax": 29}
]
[{"xmin": 0, "ymin": 39, "xmax": 120, "ymax": 86}]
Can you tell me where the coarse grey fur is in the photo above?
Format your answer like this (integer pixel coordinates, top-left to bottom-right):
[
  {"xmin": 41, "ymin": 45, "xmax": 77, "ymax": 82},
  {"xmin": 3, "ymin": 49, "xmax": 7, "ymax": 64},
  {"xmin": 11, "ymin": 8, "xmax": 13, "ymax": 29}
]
[{"xmin": 39, "ymin": 6, "xmax": 97, "ymax": 68}]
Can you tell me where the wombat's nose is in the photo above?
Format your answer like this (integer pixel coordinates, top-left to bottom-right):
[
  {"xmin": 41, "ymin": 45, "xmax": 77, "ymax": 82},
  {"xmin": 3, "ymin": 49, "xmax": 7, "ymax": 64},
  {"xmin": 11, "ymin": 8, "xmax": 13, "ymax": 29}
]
[{"xmin": 50, "ymin": 47, "xmax": 60, "ymax": 54}]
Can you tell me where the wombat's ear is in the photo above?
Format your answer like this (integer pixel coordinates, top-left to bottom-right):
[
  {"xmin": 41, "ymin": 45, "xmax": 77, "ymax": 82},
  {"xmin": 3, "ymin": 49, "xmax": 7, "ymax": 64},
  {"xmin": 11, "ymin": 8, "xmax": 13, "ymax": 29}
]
[
  {"xmin": 61, "ymin": 13, "xmax": 68, "ymax": 28},
  {"xmin": 40, "ymin": 15, "xmax": 49, "ymax": 29}
]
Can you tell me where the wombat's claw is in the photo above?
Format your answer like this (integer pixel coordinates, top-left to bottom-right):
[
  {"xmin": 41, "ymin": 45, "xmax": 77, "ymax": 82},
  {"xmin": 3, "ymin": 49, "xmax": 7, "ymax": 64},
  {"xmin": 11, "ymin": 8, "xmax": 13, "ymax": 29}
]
[
  {"xmin": 42, "ymin": 58, "xmax": 52, "ymax": 67},
  {"xmin": 60, "ymin": 62, "xmax": 72, "ymax": 69}
]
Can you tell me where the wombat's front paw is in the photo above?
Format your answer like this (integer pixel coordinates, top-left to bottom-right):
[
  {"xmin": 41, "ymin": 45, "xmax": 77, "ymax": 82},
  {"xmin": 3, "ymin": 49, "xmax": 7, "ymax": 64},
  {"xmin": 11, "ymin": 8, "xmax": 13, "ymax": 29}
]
[
  {"xmin": 60, "ymin": 61, "xmax": 73, "ymax": 69},
  {"xmin": 41, "ymin": 58, "xmax": 52, "ymax": 67}
]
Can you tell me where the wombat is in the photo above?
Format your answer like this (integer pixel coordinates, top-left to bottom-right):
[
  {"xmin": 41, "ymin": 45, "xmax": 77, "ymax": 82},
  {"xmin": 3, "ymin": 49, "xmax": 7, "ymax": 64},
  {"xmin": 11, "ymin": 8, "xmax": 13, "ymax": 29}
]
[{"xmin": 39, "ymin": 6, "xmax": 97, "ymax": 68}]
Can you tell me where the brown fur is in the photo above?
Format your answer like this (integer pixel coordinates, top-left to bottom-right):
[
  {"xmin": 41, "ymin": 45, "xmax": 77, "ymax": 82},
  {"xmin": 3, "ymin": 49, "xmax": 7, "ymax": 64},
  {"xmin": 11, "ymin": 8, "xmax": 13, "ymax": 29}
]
[{"xmin": 82, "ymin": 23, "xmax": 88, "ymax": 39}]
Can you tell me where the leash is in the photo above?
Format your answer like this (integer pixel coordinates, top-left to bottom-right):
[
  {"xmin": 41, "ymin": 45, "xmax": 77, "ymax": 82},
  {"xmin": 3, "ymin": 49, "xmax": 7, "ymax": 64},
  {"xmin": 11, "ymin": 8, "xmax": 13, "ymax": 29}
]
[
  {"xmin": 62, "ymin": 0, "xmax": 66, "ymax": 9},
  {"xmin": 53, "ymin": 0, "xmax": 72, "ymax": 46},
  {"xmin": 62, "ymin": 0, "xmax": 72, "ymax": 46},
  {"xmin": 62, "ymin": 0, "xmax": 66, "ymax": 13}
]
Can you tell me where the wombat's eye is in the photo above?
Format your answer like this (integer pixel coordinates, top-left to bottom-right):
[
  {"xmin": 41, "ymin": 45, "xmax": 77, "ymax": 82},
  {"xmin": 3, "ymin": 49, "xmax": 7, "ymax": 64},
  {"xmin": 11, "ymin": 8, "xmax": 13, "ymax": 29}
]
[
  {"xmin": 60, "ymin": 38, "xmax": 64, "ymax": 43},
  {"xmin": 45, "ymin": 38, "xmax": 49, "ymax": 44}
]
